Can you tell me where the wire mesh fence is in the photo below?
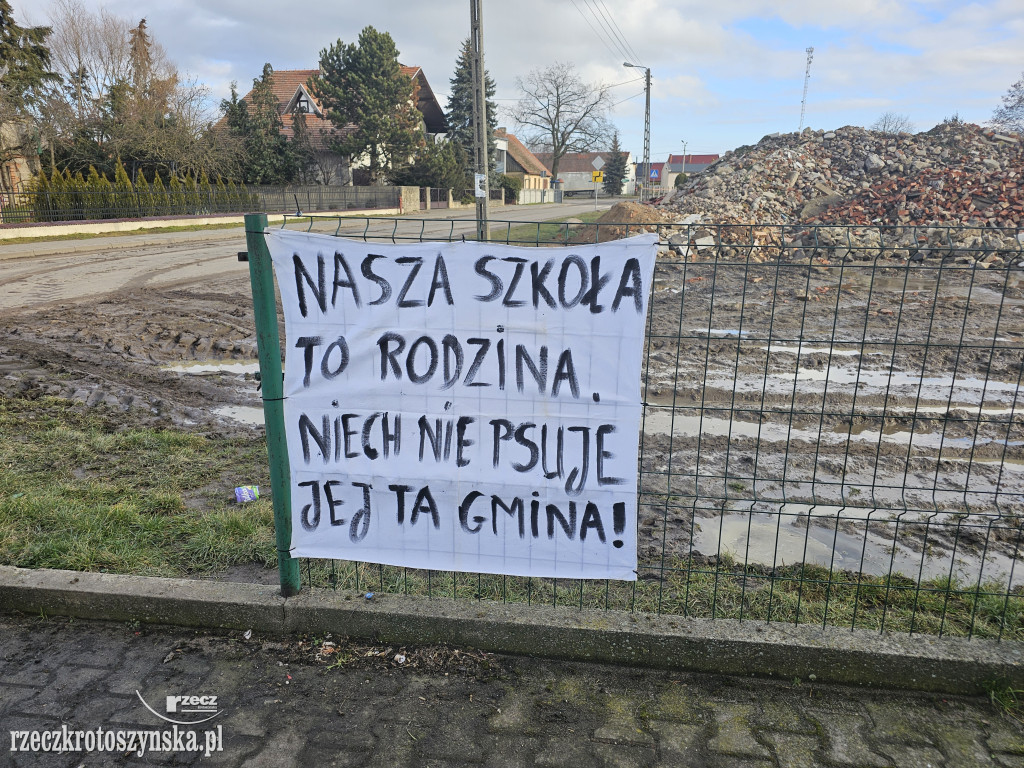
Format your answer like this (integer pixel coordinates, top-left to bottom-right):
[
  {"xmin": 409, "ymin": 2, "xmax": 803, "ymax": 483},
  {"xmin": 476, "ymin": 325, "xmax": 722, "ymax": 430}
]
[
  {"xmin": 0, "ymin": 185, "xmax": 403, "ymax": 224},
  {"xmin": 278, "ymin": 215, "xmax": 1024, "ymax": 639}
]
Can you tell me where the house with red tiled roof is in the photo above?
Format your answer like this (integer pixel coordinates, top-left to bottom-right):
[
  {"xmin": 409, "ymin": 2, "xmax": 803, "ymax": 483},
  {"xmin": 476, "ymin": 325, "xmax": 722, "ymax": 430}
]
[
  {"xmin": 226, "ymin": 66, "xmax": 447, "ymax": 185},
  {"xmin": 635, "ymin": 161, "xmax": 665, "ymax": 188},
  {"xmin": 665, "ymin": 153, "xmax": 719, "ymax": 183},
  {"xmin": 494, "ymin": 128, "xmax": 550, "ymax": 191},
  {"xmin": 532, "ymin": 151, "xmax": 635, "ymax": 193}
]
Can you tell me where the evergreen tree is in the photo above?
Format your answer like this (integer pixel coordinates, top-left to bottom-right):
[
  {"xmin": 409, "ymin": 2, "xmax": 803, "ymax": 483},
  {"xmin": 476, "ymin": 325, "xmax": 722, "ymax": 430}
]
[
  {"xmin": 0, "ymin": 0, "xmax": 57, "ymax": 112},
  {"xmin": 69, "ymin": 170, "xmax": 84, "ymax": 219},
  {"xmin": 310, "ymin": 26, "xmax": 421, "ymax": 185},
  {"xmin": 602, "ymin": 132, "xmax": 627, "ymax": 196},
  {"xmin": 96, "ymin": 173, "xmax": 114, "ymax": 218},
  {"xmin": 215, "ymin": 175, "xmax": 230, "ymax": 212},
  {"xmin": 151, "ymin": 170, "xmax": 168, "ymax": 215},
  {"xmin": 392, "ymin": 139, "xmax": 467, "ymax": 191},
  {"xmin": 47, "ymin": 167, "xmax": 65, "ymax": 220},
  {"xmin": 135, "ymin": 170, "xmax": 154, "ymax": 216},
  {"xmin": 227, "ymin": 178, "xmax": 241, "ymax": 209},
  {"xmin": 128, "ymin": 19, "xmax": 153, "ymax": 96},
  {"xmin": 184, "ymin": 172, "xmax": 200, "ymax": 213},
  {"xmin": 446, "ymin": 38, "xmax": 497, "ymax": 172},
  {"xmin": 198, "ymin": 169, "xmax": 213, "ymax": 211},
  {"xmin": 221, "ymin": 82, "xmax": 250, "ymax": 136},
  {"xmin": 168, "ymin": 173, "xmax": 185, "ymax": 214},
  {"xmin": 85, "ymin": 165, "xmax": 103, "ymax": 216},
  {"xmin": 240, "ymin": 64, "xmax": 293, "ymax": 184},
  {"xmin": 113, "ymin": 157, "xmax": 137, "ymax": 217},
  {"xmin": 29, "ymin": 170, "xmax": 51, "ymax": 221},
  {"xmin": 290, "ymin": 108, "xmax": 317, "ymax": 184}
]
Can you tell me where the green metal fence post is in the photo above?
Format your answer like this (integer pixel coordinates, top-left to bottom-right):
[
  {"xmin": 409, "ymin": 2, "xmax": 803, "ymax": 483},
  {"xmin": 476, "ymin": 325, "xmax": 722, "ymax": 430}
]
[{"xmin": 244, "ymin": 213, "xmax": 301, "ymax": 596}]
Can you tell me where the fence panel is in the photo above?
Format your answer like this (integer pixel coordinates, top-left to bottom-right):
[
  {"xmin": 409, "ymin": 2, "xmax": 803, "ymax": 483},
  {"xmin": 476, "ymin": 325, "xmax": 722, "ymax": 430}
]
[
  {"xmin": 265, "ymin": 216, "xmax": 1024, "ymax": 639},
  {"xmin": 0, "ymin": 185, "xmax": 404, "ymax": 224}
]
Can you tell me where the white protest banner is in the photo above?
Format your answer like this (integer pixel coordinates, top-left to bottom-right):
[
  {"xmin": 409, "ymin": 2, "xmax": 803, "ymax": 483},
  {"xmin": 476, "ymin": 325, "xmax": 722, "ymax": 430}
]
[{"xmin": 265, "ymin": 229, "xmax": 657, "ymax": 580}]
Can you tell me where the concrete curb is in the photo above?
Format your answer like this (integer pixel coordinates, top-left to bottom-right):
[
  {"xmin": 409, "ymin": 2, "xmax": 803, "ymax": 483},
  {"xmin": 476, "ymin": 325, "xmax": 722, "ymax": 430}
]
[
  {"xmin": 1, "ymin": 565, "xmax": 1020, "ymax": 695},
  {"xmin": 0, "ymin": 224, "xmax": 254, "ymax": 261}
]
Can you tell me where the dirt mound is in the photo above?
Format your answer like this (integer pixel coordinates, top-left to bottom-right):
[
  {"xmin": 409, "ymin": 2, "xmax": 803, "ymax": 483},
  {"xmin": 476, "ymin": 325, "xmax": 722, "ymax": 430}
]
[
  {"xmin": 571, "ymin": 201, "xmax": 673, "ymax": 242},
  {"xmin": 657, "ymin": 122, "xmax": 1024, "ymax": 229},
  {"xmin": 597, "ymin": 201, "xmax": 671, "ymax": 225}
]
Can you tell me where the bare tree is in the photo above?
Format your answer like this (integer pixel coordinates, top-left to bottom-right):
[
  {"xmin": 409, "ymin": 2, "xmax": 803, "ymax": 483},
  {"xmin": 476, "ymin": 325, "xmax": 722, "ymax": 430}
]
[
  {"xmin": 991, "ymin": 71, "xmax": 1024, "ymax": 133},
  {"xmin": 45, "ymin": 0, "xmax": 132, "ymax": 123},
  {"xmin": 870, "ymin": 112, "xmax": 915, "ymax": 135},
  {"xmin": 39, "ymin": 0, "xmax": 221, "ymax": 178},
  {"xmin": 511, "ymin": 62, "xmax": 613, "ymax": 181}
]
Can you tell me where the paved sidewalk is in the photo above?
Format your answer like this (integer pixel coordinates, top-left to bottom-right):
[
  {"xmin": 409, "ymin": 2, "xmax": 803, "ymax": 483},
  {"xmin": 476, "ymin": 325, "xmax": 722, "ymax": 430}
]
[
  {"xmin": 1, "ymin": 614, "xmax": 1022, "ymax": 767},
  {"xmin": 0, "ymin": 226, "xmax": 247, "ymax": 261}
]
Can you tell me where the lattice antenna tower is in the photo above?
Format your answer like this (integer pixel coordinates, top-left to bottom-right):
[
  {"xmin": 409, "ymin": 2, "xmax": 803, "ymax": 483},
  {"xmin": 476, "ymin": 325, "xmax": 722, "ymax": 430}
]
[{"xmin": 798, "ymin": 46, "xmax": 814, "ymax": 131}]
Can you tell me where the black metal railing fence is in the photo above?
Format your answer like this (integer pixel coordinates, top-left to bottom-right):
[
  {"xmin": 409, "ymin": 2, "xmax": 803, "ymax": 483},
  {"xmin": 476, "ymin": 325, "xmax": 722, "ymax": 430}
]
[
  {"xmin": 0, "ymin": 185, "xmax": 403, "ymax": 224},
  {"xmin": 277, "ymin": 215, "xmax": 1024, "ymax": 640}
]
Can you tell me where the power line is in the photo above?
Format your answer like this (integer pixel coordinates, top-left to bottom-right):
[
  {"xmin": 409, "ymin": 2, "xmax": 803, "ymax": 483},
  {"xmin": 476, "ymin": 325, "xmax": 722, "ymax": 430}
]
[
  {"xmin": 591, "ymin": 0, "xmax": 641, "ymax": 65},
  {"xmin": 611, "ymin": 91, "xmax": 645, "ymax": 108},
  {"xmin": 607, "ymin": 76, "xmax": 645, "ymax": 89},
  {"xmin": 568, "ymin": 0, "xmax": 624, "ymax": 64},
  {"xmin": 583, "ymin": 0, "xmax": 632, "ymax": 63},
  {"xmin": 571, "ymin": 0, "xmax": 642, "ymax": 71}
]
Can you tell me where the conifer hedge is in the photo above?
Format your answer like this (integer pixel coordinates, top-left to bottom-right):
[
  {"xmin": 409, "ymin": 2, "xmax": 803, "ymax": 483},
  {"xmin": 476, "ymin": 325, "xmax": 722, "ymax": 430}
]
[{"xmin": 26, "ymin": 163, "xmax": 258, "ymax": 222}]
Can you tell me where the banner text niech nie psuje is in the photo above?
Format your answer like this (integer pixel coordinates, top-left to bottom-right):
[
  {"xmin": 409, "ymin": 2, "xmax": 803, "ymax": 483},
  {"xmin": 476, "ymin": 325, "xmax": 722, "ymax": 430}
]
[{"xmin": 266, "ymin": 230, "xmax": 658, "ymax": 580}]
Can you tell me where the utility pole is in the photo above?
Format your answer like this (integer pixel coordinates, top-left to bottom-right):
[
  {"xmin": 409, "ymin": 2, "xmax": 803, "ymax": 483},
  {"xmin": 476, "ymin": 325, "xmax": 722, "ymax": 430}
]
[
  {"xmin": 799, "ymin": 46, "xmax": 814, "ymax": 131},
  {"xmin": 624, "ymin": 62, "xmax": 651, "ymax": 200},
  {"xmin": 470, "ymin": 0, "xmax": 489, "ymax": 241},
  {"xmin": 681, "ymin": 140, "xmax": 687, "ymax": 176}
]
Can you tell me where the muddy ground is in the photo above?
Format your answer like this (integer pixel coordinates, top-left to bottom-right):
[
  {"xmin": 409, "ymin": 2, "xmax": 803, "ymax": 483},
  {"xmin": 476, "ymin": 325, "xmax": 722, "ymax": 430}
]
[{"xmin": 1, "ymin": 242, "xmax": 1021, "ymax": 586}]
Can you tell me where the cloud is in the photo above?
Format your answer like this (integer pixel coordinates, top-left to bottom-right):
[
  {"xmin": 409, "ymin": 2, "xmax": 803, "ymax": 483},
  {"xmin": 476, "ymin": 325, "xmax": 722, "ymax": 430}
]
[{"xmin": 9, "ymin": 0, "xmax": 1024, "ymax": 155}]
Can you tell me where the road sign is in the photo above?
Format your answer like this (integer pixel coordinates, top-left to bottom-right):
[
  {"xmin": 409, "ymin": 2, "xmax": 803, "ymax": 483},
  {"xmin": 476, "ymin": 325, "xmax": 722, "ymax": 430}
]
[
  {"xmin": 592, "ymin": 171, "xmax": 604, "ymax": 183},
  {"xmin": 649, "ymin": 168, "xmax": 659, "ymax": 179},
  {"xmin": 592, "ymin": 156, "xmax": 605, "ymax": 170}
]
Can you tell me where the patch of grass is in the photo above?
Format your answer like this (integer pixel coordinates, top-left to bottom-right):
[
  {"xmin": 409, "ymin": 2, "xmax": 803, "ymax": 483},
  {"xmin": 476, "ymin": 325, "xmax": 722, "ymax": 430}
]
[
  {"xmin": 0, "ymin": 395, "xmax": 274, "ymax": 576},
  {"xmin": 985, "ymin": 681, "xmax": 1024, "ymax": 725},
  {"xmin": 300, "ymin": 557, "xmax": 1024, "ymax": 640},
  {"xmin": 0, "ymin": 221, "xmax": 244, "ymax": 246},
  {"xmin": 486, "ymin": 210, "xmax": 605, "ymax": 246},
  {"xmin": 3, "ymin": 393, "xmax": 1021, "ymax": 640}
]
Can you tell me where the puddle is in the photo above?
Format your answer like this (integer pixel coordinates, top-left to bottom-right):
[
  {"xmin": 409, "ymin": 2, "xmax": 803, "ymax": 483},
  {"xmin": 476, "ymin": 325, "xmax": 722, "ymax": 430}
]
[
  {"xmin": 642, "ymin": 409, "xmax": 1022, "ymax": 450},
  {"xmin": 214, "ymin": 405, "xmax": 264, "ymax": 425},
  {"xmin": 840, "ymin": 274, "xmax": 1024, "ymax": 308},
  {"xmin": 760, "ymin": 344, "xmax": 863, "ymax": 357},
  {"xmin": 696, "ymin": 367, "xmax": 1022, "ymax": 405},
  {"xmin": 691, "ymin": 504, "xmax": 1018, "ymax": 586},
  {"xmin": 164, "ymin": 361, "xmax": 260, "ymax": 375},
  {"xmin": 691, "ymin": 328, "xmax": 750, "ymax": 338},
  {"xmin": 780, "ymin": 367, "xmax": 1020, "ymax": 393}
]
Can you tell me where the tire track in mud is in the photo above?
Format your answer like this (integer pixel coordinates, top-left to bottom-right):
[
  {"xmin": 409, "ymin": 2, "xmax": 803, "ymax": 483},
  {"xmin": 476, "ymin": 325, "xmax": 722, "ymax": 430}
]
[{"xmin": 0, "ymin": 242, "xmax": 247, "ymax": 312}]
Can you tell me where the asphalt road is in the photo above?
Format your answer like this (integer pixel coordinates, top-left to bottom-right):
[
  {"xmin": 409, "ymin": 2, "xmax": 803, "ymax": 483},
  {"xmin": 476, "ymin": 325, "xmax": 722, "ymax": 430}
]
[{"xmin": 0, "ymin": 199, "xmax": 618, "ymax": 312}]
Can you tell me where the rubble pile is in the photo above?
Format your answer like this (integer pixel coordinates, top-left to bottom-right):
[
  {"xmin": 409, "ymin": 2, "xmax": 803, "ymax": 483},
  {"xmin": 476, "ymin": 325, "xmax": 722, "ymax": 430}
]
[
  {"xmin": 661, "ymin": 122, "xmax": 1024, "ymax": 227},
  {"xmin": 653, "ymin": 121, "xmax": 1024, "ymax": 265}
]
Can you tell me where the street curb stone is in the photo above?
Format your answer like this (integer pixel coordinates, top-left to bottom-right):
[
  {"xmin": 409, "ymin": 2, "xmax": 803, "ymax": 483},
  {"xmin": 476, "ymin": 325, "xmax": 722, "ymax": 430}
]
[{"xmin": 1, "ymin": 565, "xmax": 1021, "ymax": 695}]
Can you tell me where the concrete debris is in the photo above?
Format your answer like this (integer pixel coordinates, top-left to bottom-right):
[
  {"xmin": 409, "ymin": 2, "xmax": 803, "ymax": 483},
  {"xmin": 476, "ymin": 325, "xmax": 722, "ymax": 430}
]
[
  {"xmin": 658, "ymin": 122, "xmax": 1023, "ymax": 230},
  {"xmin": 649, "ymin": 122, "xmax": 1024, "ymax": 265}
]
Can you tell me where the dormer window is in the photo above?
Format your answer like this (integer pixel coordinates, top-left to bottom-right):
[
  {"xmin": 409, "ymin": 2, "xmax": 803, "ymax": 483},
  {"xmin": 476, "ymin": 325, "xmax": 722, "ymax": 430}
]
[{"xmin": 296, "ymin": 96, "xmax": 311, "ymax": 114}]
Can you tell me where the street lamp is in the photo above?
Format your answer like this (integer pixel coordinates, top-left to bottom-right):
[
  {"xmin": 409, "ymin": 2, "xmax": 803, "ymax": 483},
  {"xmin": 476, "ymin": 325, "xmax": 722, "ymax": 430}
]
[{"xmin": 624, "ymin": 62, "xmax": 651, "ymax": 200}]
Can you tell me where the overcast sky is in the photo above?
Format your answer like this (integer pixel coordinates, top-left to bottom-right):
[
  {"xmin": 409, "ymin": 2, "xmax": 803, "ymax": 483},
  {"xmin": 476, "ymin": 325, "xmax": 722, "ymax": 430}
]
[{"xmin": 12, "ymin": 0, "xmax": 1024, "ymax": 162}]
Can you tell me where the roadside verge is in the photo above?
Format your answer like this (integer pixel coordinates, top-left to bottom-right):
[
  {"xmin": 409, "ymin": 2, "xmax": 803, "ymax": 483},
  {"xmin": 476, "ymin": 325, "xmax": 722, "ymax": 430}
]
[{"xmin": 1, "ymin": 565, "xmax": 1020, "ymax": 695}]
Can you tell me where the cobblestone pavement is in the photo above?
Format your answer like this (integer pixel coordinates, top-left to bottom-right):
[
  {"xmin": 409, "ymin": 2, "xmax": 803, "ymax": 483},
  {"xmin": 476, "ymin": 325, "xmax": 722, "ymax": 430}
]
[{"xmin": 1, "ymin": 614, "xmax": 1022, "ymax": 767}]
